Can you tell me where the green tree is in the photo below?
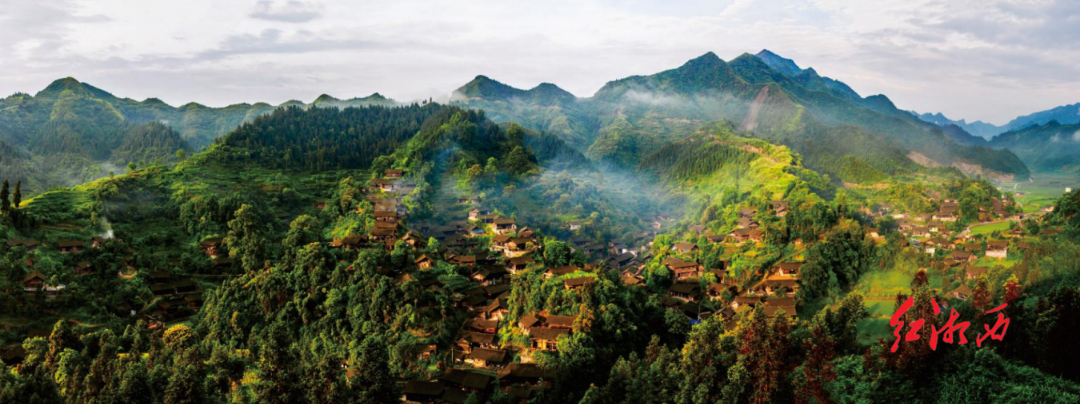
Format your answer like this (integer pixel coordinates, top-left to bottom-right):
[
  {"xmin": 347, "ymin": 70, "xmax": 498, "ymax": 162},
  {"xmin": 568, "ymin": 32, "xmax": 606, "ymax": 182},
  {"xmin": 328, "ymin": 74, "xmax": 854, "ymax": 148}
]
[
  {"xmin": 225, "ymin": 204, "xmax": 269, "ymax": 272},
  {"xmin": 350, "ymin": 336, "xmax": 399, "ymax": 404},
  {"xmin": 0, "ymin": 180, "xmax": 9, "ymax": 212},
  {"xmin": 543, "ymin": 240, "xmax": 573, "ymax": 267},
  {"xmin": 12, "ymin": 180, "xmax": 20, "ymax": 209},
  {"xmin": 282, "ymin": 214, "xmax": 321, "ymax": 259},
  {"xmin": 164, "ymin": 364, "xmax": 205, "ymax": 404},
  {"xmin": 503, "ymin": 145, "xmax": 532, "ymax": 175},
  {"xmin": 44, "ymin": 320, "xmax": 78, "ymax": 373},
  {"xmin": 163, "ymin": 324, "xmax": 198, "ymax": 351}
]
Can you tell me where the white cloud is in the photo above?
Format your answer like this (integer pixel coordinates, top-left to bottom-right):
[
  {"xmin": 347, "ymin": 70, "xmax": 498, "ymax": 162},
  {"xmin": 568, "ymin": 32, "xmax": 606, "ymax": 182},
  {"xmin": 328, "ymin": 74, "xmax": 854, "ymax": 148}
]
[
  {"xmin": 0, "ymin": 0, "xmax": 1076, "ymax": 123},
  {"xmin": 249, "ymin": 0, "xmax": 323, "ymax": 23}
]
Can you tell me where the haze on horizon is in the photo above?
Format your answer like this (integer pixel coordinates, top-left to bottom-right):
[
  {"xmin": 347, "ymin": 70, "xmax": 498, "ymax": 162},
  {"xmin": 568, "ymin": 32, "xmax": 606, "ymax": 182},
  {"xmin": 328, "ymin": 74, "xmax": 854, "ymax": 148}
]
[{"xmin": 1, "ymin": 0, "xmax": 1078, "ymax": 125}]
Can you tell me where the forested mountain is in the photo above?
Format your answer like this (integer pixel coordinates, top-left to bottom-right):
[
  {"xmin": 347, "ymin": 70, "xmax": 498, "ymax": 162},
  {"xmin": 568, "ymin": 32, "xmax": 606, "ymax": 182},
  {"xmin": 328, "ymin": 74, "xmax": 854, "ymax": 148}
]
[
  {"xmin": 213, "ymin": 104, "xmax": 444, "ymax": 171},
  {"xmin": 989, "ymin": 121, "xmax": 1080, "ymax": 172},
  {"xmin": 914, "ymin": 110, "xmax": 1080, "ymax": 172},
  {"xmin": 939, "ymin": 123, "xmax": 989, "ymax": 146},
  {"xmin": 451, "ymin": 51, "xmax": 1031, "ymax": 183},
  {"xmin": 0, "ymin": 78, "xmax": 403, "ymax": 195},
  {"xmin": 1003, "ymin": 102, "xmax": 1080, "ymax": 132}
]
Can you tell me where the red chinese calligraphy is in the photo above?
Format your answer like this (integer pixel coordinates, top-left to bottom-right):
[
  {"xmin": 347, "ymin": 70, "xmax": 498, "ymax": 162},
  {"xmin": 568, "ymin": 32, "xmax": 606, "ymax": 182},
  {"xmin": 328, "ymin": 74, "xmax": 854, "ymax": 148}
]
[
  {"xmin": 976, "ymin": 303, "xmax": 1010, "ymax": 347},
  {"xmin": 890, "ymin": 298, "xmax": 1009, "ymax": 351},
  {"xmin": 889, "ymin": 296, "xmax": 920, "ymax": 352}
]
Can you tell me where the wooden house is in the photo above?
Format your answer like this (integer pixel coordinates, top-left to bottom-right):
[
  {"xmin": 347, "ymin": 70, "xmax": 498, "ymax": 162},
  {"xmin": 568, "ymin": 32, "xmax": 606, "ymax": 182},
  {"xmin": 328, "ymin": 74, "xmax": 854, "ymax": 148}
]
[
  {"xmin": 490, "ymin": 235, "xmax": 512, "ymax": 252},
  {"xmin": 529, "ymin": 328, "xmax": 569, "ymax": 351},
  {"xmin": 57, "ymin": 239, "xmax": 85, "ymax": 254},
  {"xmin": 730, "ymin": 228, "xmax": 764, "ymax": 243},
  {"xmin": 472, "ymin": 266, "xmax": 508, "ymax": 286},
  {"xmin": 774, "ymin": 262, "xmax": 802, "ymax": 276},
  {"xmin": 415, "ymin": 254, "xmax": 434, "ymax": 270},
  {"xmin": 731, "ymin": 295, "xmax": 762, "ymax": 311},
  {"xmin": 492, "ymin": 218, "xmax": 517, "ymax": 235},
  {"xmin": 439, "ymin": 369, "xmax": 493, "ymax": 395},
  {"xmin": 22, "ymin": 272, "xmax": 46, "ymax": 293},
  {"xmin": 544, "ymin": 265, "xmax": 579, "ymax": 279},
  {"xmin": 737, "ymin": 216, "xmax": 759, "ymax": 229},
  {"xmin": 950, "ymin": 284, "xmax": 973, "ymax": 300},
  {"xmin": 750, "ymin": 276, "xmax": 799, "ymax": 296},
  {"xmin": 456, "ymin": 331, "xmax": 497, "ymax": 354},
  {"xmin": 199, "ymin": 238, "xmax": 223, "ymax": 257},
  {"xmin": 986, "ymin": 240, "xmax": 1008, "ymax": 259},
  {"xmin": 464, "ymin": 348, "xmax": 508, "ymax": 369},
  {"xmin": 673, "ymin": 242, "xmax": 699, "ymax": 254},
  {"xmin": 74, "ymin": 261, "xmax": 92, "ymax": 275},
  {"xmin": 663, "ymin": 257, "xmax": 703, "ymax": 280},
  {"xmin": 769, "ymin": 200, "xmax": 790, "ymax": 217},
  {"xmin": 563, "ymin": 277, "xmax": 595, "ymax": 290},
  {"xmin": 466, "ymin": 318, "xmax": 499, "ymax": 334},
  {"xmin": 763, "ymin": 297, "xmax": 797, "ymax": 318},
  {"xmin": 6, "ymin": 238, "xmax": 39, "ymax": 251},
  {"xmin": 965, "ymin": 265, "xmax": 989, "ymax": 280},
  {"xmin": 497, "ymin": 363, "xmax": 553, "ymax": 387},
  {"xmin": 506, "ymin": 255, "xmax": 533, "ymax": 274},
  {"xmin": 605, "ymin": 253, "xmax": 634, "ymax": 269},
  {"xmin": 668, "ymin": 282, "xmax": 700, "ymax": 302},
  {"xmin": 707, "ymin": 282, "xmax": 730, "ymax": 301},
  {"xmin": 950, "ymin": 250, "xmax": 976, "ymax": 263}
]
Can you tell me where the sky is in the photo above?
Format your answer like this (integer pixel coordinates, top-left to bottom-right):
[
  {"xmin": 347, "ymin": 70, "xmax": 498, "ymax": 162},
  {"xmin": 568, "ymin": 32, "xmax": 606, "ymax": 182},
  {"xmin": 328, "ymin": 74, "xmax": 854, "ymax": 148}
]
[{"xmin": 1, "ymin": 0, "xmax": 1077, "ymax": 125}]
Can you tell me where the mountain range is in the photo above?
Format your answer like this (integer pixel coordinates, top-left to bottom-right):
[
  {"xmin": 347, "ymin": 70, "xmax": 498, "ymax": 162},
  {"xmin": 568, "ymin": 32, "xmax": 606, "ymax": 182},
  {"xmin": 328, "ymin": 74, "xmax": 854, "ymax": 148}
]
[
  {"xmin": 914, "ymin": 102, "xmax": 1080, "ymax": 140},
  {"xmin": 451, "ymin": 50, "xmax": 1031, "ymax": 184},
  {"xmin": 0, "ymin": 78, "xmax": 396, "ymax": 193},
  {"xmin": 3, "ymin": 50, "xmax": 1078, "ymax": 195}
]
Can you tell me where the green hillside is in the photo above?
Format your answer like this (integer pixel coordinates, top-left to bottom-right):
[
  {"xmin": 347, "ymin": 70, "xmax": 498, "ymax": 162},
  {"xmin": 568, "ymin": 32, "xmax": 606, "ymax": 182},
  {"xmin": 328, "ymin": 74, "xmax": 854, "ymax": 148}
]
[
  {"xmin": 0, "ymin": 78, "xmax": 403, "ymax": 195},
  {"xmin": 990, "ymin": 121, "xmax": 1080, "ymax": 173}
]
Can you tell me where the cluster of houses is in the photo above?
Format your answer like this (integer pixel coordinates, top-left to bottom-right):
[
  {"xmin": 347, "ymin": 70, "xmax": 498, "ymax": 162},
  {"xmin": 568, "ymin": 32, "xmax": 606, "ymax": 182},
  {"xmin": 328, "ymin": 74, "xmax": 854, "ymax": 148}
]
[
  {"xmin": 653, "ymin": 252, "xmax": 801, "ymax": 323},
  {"xmin": 8, "ymin": 236, "xmax": 121, "ymax": 301},
  {"xmin": 402, "ymin": 363, "xmax": 553, "ymax": 404},
  {"xmin": 338, "ymin": 170, "xmax": 568, "ymax": 403},
  {"xmin": 326, "ymin": 169, "xmax": 418, "ymax": 251},
  {"xmin": 5, "ymin": 226, "xmax": 216, "ymax": 330},
  {"xmin": 880, "ymin": 195, "xmax": 1053, "ymax": 301},
  {"xmin": 146, "ymin": 270, "xmax": 202, "ymax": 328},
  {"xmin": 607, "ymin": 201, "xmax": 803, "ymax": 324}
]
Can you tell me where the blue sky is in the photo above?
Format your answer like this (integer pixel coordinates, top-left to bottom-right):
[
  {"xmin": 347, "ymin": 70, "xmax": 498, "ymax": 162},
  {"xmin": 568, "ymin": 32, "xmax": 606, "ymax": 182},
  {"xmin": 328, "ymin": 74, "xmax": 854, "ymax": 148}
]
[{"xmin": 1, "ymin": 0, "xmax": 1077, "ymax": 124}]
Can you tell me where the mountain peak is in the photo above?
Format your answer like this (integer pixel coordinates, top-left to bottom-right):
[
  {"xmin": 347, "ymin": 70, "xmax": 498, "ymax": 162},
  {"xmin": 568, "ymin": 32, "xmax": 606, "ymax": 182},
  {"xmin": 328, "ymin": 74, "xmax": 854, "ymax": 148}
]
[
  {"xmin": 39, "ymin": 77, "xmax": 84, "ymax": 96},
  {"xmin": 527, "ymin": 82, "xmax": 576, "ymax": 104},
  {"xmin": 753, "ymin": 50, "xmax": 803, "ymax": 77},
  {"xmin": 682, "ymin": 52, "xmax": 723, "ymax": 68},
  {"xmin": 453, "ymin": 75, "xmax": 526, "ymax": 101},
  {"xmin": 36, "ymin": 77, "xmax": 115, "ymax": 100},
  {"xmin": 313, "ymin": 94, "xmax": 340, "ymax": 104}
]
